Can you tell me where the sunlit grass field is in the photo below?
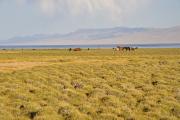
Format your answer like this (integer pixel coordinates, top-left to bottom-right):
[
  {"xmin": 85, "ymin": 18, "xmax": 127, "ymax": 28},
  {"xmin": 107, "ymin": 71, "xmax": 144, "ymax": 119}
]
[{"xmin": 0, "ymin": 49, "xmax": 179, "ymax": 120}]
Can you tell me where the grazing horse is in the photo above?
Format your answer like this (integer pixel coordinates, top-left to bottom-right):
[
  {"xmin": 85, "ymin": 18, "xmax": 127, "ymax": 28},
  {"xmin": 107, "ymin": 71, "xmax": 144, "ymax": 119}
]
[
  {"xmin": 116, "ymin": 46, "xmax": 130, "ymax": 51},
  {"xmin": 122, "ymin": 47, "xmax": 131, "ymax": 51},
  {"xmin": 114, "ymin": 47, "xmax": 119, "ymax": 51},
  {"xmin": 116, "ymin": 46, "xmax": 135, "ymax": 51},
  {"xmin": 73, "ymin": 48, "xmax": 81, "ymax": 51}
]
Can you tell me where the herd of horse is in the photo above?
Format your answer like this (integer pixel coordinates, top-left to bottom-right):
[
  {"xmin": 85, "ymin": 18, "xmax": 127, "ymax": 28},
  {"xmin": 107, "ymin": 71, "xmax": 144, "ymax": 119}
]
[
  {"xmin": 114, "ymin": 46, "xmax": 138, "ymax": 51},
  {"xmin": 68, "ymin": 46, "xmax": 138, "ymax": 51}
]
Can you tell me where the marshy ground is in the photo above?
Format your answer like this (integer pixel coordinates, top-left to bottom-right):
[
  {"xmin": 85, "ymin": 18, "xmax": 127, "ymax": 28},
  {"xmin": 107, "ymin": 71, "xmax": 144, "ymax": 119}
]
[{"xmin": 0, "ymin": 49, "xmax": 179, "ymax": 120}]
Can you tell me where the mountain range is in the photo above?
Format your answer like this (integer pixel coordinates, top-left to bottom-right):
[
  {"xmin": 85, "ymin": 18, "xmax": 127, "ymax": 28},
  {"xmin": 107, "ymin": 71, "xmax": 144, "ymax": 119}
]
[{"xmin": 1, "ymin": 26, "xmax": 180, "ymax": 45}]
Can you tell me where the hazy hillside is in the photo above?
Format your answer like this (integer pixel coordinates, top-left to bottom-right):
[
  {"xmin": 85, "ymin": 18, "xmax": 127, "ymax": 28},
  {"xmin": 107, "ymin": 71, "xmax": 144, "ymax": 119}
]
[{"xmin": 1, "ymin": 26, "xmax": 180, "ymax": 45}]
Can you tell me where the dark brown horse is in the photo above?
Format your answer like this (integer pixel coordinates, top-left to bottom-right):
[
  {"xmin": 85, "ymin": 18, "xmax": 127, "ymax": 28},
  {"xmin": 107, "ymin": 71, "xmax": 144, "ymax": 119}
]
[{"xmin": 73, "ymin": 48, "xmax": 81, "ymax": 51}]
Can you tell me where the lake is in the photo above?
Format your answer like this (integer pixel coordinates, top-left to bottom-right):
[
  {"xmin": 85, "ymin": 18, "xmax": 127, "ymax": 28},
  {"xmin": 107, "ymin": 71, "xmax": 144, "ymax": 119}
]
[{"xmin": 0, "ymin": 43, "xmax": 180, "ymax": 49}]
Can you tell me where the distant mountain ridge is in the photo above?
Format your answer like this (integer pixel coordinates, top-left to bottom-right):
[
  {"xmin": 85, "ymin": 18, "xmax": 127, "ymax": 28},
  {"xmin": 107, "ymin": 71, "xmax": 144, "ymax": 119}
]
[{"xmin": 1, "ymin": 26, "xmax": 180, "ymax": 45}]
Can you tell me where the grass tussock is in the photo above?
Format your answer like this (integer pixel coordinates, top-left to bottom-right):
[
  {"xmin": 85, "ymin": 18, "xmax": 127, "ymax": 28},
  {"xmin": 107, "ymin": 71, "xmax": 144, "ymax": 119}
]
[{"xmin": 0, "ymin": 48, "xmax": 180, "ymax": 120}]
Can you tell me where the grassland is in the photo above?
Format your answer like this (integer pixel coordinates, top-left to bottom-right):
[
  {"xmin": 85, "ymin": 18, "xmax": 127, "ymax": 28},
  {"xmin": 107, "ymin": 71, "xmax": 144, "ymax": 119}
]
[{"xmin": 0, "ymin": 48, "xmax": 179, "ymax": 120}]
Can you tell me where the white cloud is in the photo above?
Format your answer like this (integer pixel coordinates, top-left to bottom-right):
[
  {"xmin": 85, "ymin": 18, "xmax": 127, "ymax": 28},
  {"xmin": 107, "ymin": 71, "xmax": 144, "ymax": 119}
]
[{"xmin": 14, "ymin": 0, "xmax": 151, "ymax": 22}]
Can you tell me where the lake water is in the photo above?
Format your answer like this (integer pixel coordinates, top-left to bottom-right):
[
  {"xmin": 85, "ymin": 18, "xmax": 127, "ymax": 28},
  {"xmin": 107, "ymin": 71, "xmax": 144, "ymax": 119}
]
[{"xmin": 0, "ymin": 43, "xmax": 180, "ymax": 49}]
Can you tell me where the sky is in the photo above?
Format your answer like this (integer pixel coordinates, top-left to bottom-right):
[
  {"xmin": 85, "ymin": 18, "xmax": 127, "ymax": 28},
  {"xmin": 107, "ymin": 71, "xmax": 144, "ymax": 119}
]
[{"xmin": 0, "ymin": 0, "xmax": 180, "ymax": 40}]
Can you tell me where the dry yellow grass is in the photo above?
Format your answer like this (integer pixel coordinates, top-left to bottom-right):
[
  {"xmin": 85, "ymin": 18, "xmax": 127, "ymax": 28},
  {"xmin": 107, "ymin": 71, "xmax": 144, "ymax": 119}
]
[
  {"xmin": 0, "ymin": 49, "xmax": 179, "ymax": 120},
  {"xmin": 0, "ymin": 62, "xmax": 49, "ymax": 72}
]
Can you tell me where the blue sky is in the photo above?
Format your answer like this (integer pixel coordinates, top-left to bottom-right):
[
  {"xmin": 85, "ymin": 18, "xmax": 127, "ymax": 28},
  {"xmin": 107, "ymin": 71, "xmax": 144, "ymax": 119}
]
[{"xmin": 0, "ymin": 0, "xmax": 180, "ymax": 40}]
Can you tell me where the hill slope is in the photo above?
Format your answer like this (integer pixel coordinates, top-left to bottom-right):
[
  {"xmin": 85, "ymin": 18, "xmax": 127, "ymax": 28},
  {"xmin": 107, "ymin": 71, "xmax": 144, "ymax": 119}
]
[{"xmin": 1, "ymin": 26, "xmax": 180, "ymax": 45}]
